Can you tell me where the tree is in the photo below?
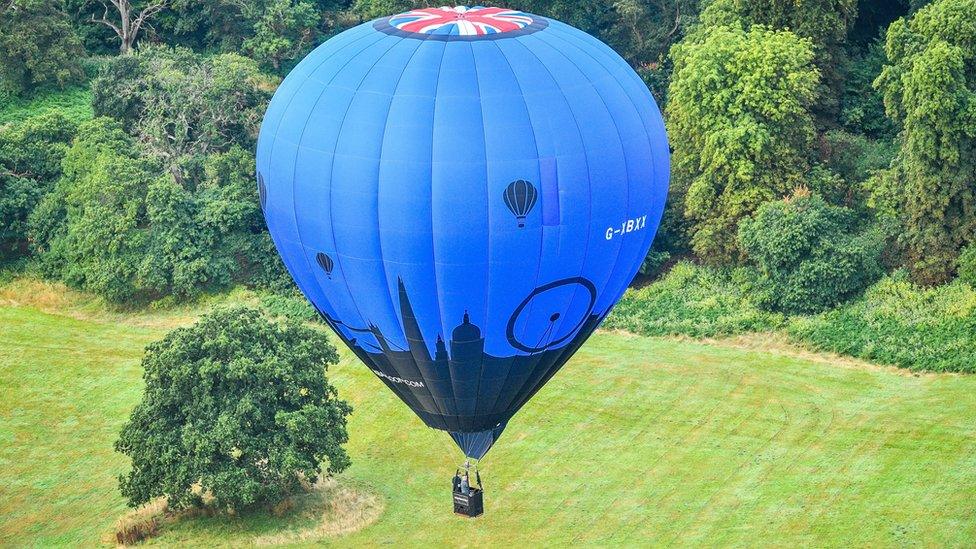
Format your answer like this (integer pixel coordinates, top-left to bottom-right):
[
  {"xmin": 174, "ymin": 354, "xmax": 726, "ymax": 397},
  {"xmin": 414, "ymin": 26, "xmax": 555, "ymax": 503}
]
[
  {"xmin": 116, "ymin": 306, "xmax": 352, "ymax": 510},
  {"xmin": 0, "ymin": 113, "xmax": 79, "ymax": 257},
  {"xmin": 29, "ymin": 118, "xmax": 164, "ymax": 301},
  {"xmin": 29, "ymin": 118, "xmax": 287, "ymax": 301},
  {"xmin": 739, "ymin": 189, "xmax": 884, "ymax": 314},
  {"xmin": 872, "ymin": 0, "xmax": 976, "ymax": 284},
  {"xmin": 667, "ymin": 24, "xmax": 820, "ymax": 262},
  {"xmin": 87, "ymin": 0, "xmax": 168, "ymax": 54},
  {"xmin": 0, "ymin": 0, "xmax": 84, "ymax": 96},
  {"xmin": 92, "ymin": 46, "xmax": 274, "ymax": 185},
  {"xmin": 152, "ymin": 0, "xmax": 349, "ymax": 56},
  {"xmin": 700, "ymin": 0, "xmax": 857, "ymax": 119},
  {"xmin": 244, "ymin": 0, "xmax": 320, "ymax": 72}
]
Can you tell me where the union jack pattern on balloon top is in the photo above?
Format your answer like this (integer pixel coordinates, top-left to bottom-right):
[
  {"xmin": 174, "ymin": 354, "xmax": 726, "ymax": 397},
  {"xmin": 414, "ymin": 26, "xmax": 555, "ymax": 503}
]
[{"xmin": 389, "ymin": 6, "xmax": 535, "ymax": 36}]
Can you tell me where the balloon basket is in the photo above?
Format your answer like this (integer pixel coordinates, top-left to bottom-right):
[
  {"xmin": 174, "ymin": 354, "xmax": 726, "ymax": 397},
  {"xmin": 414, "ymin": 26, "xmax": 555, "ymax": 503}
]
[{"xmin": 453, "ymin": 489, "xmax": 484, "ymax": 518}]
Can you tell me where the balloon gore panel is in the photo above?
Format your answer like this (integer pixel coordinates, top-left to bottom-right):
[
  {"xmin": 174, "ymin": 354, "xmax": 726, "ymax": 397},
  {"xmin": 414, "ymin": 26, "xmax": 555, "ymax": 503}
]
[{"xmin": 257, "ymin": 6, "xmax": 670, "ymax": 459}]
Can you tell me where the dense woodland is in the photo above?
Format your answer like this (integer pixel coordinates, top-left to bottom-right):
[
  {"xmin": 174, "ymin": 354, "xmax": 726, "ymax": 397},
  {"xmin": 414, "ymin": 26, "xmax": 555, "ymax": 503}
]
[{"xmin": 1, "ymin": 0, "xmax": 975, "ymax": 371}]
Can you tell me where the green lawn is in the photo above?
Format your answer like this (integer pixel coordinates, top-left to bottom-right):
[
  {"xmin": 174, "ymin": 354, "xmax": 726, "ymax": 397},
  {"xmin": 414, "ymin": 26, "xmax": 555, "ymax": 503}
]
[{"xmin": 2, "ymin": 302, "xmax": 976, "ymax": 546}]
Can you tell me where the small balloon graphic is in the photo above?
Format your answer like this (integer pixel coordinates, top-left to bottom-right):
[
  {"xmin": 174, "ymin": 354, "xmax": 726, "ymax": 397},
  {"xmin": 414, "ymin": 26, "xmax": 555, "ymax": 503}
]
[
  {"xmin": 257, "ymin": 172, "xmax": 267, "ymax": 210},
  {"xmin": 315, "ymin": 252, "xmax": 334, "ymax": 279},
  {"xmin": 503, "ymin": 179, "xmax": 538, "ymax": 228}
]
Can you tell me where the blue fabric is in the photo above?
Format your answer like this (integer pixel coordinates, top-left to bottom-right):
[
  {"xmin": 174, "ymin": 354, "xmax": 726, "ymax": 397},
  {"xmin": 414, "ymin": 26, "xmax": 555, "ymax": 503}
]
[{"xmin": 257, "ymin": 9, "xmax": 670, "ymax": 459}]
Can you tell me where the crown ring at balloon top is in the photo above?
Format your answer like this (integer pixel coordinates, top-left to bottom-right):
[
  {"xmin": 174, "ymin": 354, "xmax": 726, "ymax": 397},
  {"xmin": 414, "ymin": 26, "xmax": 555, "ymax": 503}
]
[{"xmin": 377, "ymin": 6, "xmax": 546, "ymax": 40}]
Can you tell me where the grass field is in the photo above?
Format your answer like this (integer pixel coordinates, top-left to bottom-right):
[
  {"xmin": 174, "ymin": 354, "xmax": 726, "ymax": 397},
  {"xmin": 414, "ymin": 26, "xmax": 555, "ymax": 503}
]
[{"xmin": 2, "ymin": 289, "xmax": 976, "ymax": 546}]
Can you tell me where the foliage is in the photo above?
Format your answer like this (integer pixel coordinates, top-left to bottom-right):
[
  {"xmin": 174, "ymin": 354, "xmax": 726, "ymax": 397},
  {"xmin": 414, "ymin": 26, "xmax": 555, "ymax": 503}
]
[
  {"xmin": 637, "ymin": 62, "xmax": 671, "ymax": 106},
  {"xmin": 601, "ymin": 0, "xmax": 701, "ymax": 66},
  {"xmin": 848, "ymin": 0, "xmax": 911, "ymax": 47},
  {"xmin": 0, "ymin": 0, "xmax": 84, "ymax": 97},
  {"xmin": 841, "ymin": 39, "xmax": 898, "ymax": 137},
  {"xmin": 244, "ymin": 0, "xmax": 320, "ymax": 71},
  {"xmin": 29, "ymin": 118, "xmax": 284, "ymax": 302},
  {"xmin": 789, "ymin": 271, "xmax": 976, "ymax": 372},
  {"xmin": 603, "ymin": 261, "xmax": 784, "ymax": 337},
  {"xmin": 667, "ymin": 24, "xmax": 820, "ymax": 262},
  {"xmin": 28, "ymin": 118, "xmax": 164, "ymax": 301},
  {"xmin": 638, "ymin": 248, "xmax": 671, "ymax": 278},
  {"xmin": 958, "ymin": 243, "xmax": 976, "ymax": 286},
  {"xmin": 115, "ymin": 306, "xmax": 351, "ymax": 510},
  {"xmin": 700, "ymin": 0, "xmax": 857, "ymax": 116},
  {"xmin": 92, "ymin": 47, "xmax": 275, "ymax": 184},
  {"xmin": 818, "ymin": 129, "xmax": 897, "ymax": 188},
  {"xmin": 157, "ymin": 0, "xmax": 350, "ymax": 63},
  {"xmin": 738, "ymin": 190, "xmax": 884, "ymax": 314},
  {"xmin": 873, "ymin": 0, "xmax": 976, "ymax": 284},
  {"xmin": 700, "ymin": 0, "xmax": 858, "ymax": 46},
  {"xmin": 259, "ymin": 290, "xmax": 321, "ymax": 322},
  {"xmin": 0, "ymin": 113, "xmax": 80, "ymax": 256},
  {"xmin": 0, "ymin": 87, "xmax": 93, "ymax": 126},
  {"xmin": 351, "ymin": 0, "xmax": 413, "ymax": 20}
]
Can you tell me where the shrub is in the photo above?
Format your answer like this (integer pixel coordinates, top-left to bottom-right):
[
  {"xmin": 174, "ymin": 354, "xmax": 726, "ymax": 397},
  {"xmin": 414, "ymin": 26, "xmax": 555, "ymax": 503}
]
[
  {"xmin": 259, "ymin": 290, "xmax": 320, "ymax": 322},
  {"xmin": 603, "ymin": 261, "xmax": 784, "ymax": 338},
  {"xmin": 638, "ymin": 248, "xmax": 671, "ymax": 278},
  {"xmin": 738, "ymin": 191, "xmax": 885, "ymax": 314},
  {"xmin": 789, "ymin": 272, "xmax": 976, "ymax": 373},
  {"xmin": 959, "ymin": 244, "xmax": 976, "ymax": 286},
  {"xmin": 116, "ymin": 306, "xmax": 352, "ymax": 511},
  {"xmin": 0, "ymin": 87, "xmax": 93, "ymax": 126}
]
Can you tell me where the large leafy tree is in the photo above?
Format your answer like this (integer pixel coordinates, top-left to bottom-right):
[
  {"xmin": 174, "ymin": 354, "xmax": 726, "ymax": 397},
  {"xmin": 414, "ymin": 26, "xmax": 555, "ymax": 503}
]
[
  {"xmin": 116, "ymin": 306, "xmax": 352, "ymax": 510},
  {"xmin": 29, "ymin": 118, "xmax": 166, "ymax": 301},
  {"xmin": 30, "ymin": 47, "xmax": 288, "ymax": 301},
  {"xmin": 700, "ymin": 0, "xmax": 857, "ymax": 118},
  {"xmin": 92, "ymin": 46, "xmax": 274, "ymax": 185},
  {"xmin": 0, "ymin": 113, "xmax": 79, "ymax": 257},
  {"xmin": 0, "ymin": 0, "xmax": 84, "ymax": 96},
  {"xmin": 244, "ymin": 0, "xmax": 320, "ymax": 72},
  {"xmin": 872, "ymin": 0, "xmax": 976, "ymax": 284},
  {"xmin": 29, "ymin": 118, "xmax": 284, "ymax": 301},
  {"xmin": 667, "ymin": 24, "xmax": 820, "ymax": 262}
]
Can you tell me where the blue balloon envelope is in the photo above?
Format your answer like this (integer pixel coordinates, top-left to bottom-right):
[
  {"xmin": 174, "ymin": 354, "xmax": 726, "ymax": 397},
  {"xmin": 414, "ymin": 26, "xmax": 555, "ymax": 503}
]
[{"xmin": 257, "ymin": 6, "xmax": 670, "ymax": 459}]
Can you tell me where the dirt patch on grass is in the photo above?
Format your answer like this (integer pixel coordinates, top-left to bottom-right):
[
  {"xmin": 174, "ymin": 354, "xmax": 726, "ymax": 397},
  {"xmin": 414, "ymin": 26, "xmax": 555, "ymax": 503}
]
[
  {"xmin": 253, "ymin": 478, "xmax": 384, "ymax": 545},
  {"xmin": 599, "ymin": 329, "xmax": 953, "ymax": 378},
  {"xmin": 0, "ymin": 277, "xmax": 245, "ymax": 330},
  {"xmin": 108, "ymin": 478, "xmax": 383, "ymax": 546}
]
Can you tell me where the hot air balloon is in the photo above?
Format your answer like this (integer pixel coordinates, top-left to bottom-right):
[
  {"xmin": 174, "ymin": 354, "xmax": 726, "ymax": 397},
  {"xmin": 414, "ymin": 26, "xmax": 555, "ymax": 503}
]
[{"xmin": 257, "ymin": 6, "xmax": 669, "ymax": 467}]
